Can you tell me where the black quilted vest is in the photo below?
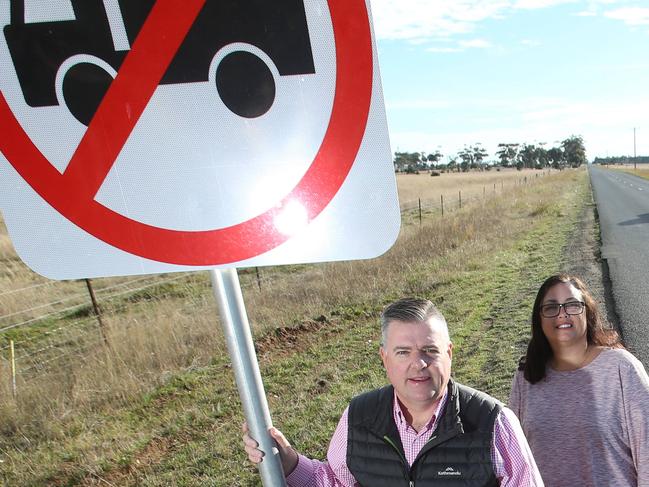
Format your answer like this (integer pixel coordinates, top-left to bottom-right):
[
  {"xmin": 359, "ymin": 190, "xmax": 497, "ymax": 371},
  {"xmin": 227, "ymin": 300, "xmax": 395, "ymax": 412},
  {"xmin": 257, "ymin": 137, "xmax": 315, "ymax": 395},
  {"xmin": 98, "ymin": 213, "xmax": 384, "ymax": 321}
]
[{"xmin": 347, "ymin": 380, "xmax": 501, "ymax": 486}]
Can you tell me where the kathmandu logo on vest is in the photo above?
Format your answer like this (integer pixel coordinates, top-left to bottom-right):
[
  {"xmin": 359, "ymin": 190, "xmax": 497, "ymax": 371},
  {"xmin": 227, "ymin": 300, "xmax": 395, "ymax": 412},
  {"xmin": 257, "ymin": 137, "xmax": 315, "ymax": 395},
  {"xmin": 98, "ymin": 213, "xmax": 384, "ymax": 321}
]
[{"xmin": 438, "ymin": 466, "xmax": 462, "ymax": 477}]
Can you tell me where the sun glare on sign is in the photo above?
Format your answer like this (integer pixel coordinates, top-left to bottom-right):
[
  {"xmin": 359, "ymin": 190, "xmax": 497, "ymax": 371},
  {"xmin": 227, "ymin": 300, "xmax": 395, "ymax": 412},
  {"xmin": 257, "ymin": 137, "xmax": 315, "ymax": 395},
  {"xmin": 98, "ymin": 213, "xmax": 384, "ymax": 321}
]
[{"xmin": 273, "ymin": 200, "xmax": 308, "ymax": 236}]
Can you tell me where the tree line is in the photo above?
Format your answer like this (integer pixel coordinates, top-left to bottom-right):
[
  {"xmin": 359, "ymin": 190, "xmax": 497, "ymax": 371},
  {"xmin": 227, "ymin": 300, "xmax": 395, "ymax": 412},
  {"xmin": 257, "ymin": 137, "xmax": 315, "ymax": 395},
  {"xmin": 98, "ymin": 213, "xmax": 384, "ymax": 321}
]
[
  {"xmin": 592, "ymin": 156, "xmax": 649, "ymax": 165},
  {"xmin": 394, "ymin": 135, "xmax": 587, "ymax": 173}
]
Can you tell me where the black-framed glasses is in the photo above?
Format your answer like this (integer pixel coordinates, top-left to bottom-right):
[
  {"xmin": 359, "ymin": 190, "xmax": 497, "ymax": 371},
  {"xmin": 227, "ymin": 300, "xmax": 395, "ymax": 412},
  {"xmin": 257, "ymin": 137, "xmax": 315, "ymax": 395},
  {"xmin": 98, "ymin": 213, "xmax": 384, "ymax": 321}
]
[{"xmin": 540, "ymin": 301, "xmax": 585, "ymax": 318}]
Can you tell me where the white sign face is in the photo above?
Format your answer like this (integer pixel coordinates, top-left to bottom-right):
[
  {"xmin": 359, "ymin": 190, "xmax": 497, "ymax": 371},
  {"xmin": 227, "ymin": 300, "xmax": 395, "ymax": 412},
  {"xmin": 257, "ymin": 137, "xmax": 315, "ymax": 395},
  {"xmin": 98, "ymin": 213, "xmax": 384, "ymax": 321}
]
[{"xmin": 0, "ymin": 0, "xmax": 400, "ymax": 279}]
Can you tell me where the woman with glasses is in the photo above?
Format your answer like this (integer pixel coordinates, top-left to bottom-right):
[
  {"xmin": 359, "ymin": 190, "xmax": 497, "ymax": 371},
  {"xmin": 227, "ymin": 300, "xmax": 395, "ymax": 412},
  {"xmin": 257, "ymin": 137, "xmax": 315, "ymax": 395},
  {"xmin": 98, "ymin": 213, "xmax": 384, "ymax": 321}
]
[{"xmin": 509, "ymin": 273, "xmax": 649, "ymax": 487}]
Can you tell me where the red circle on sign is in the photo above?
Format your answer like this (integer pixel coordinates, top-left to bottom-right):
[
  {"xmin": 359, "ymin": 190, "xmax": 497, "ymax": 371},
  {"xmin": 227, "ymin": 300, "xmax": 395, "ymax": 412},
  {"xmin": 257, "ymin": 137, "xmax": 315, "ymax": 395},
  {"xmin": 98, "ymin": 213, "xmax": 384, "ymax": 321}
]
[{"xmin": 0, "ymin": 0, "xmax": 373, "ymax": 266}]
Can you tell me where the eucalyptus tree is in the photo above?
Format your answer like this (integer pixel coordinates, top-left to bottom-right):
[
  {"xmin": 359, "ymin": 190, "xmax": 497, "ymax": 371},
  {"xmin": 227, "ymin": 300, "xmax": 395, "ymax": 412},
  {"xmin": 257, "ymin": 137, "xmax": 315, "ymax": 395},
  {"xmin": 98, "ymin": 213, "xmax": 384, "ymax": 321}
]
[
  {"xmin": 518, "ymin": 143, "xmax": 539, "ymax": 169},
  {"xmin": 427, "ymin": 151, "xmax": 443, "ymax": 167},
  {"xmin": 472, "ymin": 144, "xmax": 488, "ymax": 169},
  {"xmin": 547, "ymin": 147, "xmax": 564, "ymax": 169},
  {"xmin": 561, "ymin": 136, "xmax": 587, "ymax": 167},
  {"xmin": 496, "ymin": 143, "xmax": 519, "ymax": 167}
]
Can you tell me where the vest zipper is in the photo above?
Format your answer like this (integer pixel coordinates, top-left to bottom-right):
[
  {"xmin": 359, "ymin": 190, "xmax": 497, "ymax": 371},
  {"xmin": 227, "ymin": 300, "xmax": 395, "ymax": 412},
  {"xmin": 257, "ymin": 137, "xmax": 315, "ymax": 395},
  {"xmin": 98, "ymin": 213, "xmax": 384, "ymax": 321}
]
[{"xmin": 383, "ymin": 435, "xmax": 415, "ymax": 486}]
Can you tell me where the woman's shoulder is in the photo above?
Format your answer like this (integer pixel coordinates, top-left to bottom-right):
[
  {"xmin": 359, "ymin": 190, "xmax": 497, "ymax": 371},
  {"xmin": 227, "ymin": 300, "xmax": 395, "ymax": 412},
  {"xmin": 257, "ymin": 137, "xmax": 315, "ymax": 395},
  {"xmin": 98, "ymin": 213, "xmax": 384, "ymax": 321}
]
[
  {"xmin": 511, "ymin": 364, "xmax": 531, "ymax": 389},
  {"xmin": 600, "ymin": 349, "xmax": 649, "ymax": 404},
  {"xmin": 598, "ymin": 346, "xmax": 635, "ymax": 362},
  {"xmin": 597, "ymin": 347, "xmax": 647, "ymax": 374}
]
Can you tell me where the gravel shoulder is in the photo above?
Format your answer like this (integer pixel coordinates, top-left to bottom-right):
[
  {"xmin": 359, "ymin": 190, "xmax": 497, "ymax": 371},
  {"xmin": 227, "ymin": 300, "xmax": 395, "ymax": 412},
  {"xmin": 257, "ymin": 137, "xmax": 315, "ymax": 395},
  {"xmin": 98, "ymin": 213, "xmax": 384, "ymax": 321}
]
[{"xmin": 561, "ymin": 183, "xmax": 618, "ymax": 332}]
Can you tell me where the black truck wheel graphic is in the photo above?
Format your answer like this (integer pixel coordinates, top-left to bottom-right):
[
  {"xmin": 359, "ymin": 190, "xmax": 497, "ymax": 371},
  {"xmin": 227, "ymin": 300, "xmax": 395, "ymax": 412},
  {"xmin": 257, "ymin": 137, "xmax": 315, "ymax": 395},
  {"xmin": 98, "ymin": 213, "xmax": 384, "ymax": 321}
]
[
  {"xmin": 216, "ymin": 51, "xmax": 276, "ymax": 119},
  {"xmin": 61, "ymin": 61, "xmax": 115, "ymax": 126},
  {"xmin": 4, "ymin": 0, "xmax": 315, "ymax": 125}
]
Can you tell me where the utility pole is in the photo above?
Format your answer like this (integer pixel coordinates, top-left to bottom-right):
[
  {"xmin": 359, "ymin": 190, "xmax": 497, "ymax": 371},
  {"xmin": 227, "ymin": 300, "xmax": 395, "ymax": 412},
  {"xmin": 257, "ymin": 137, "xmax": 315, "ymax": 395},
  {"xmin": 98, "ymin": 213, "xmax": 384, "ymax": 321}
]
[{"xmin": 634, "ymin": 127, "xmax": 637, "ymax": 170}]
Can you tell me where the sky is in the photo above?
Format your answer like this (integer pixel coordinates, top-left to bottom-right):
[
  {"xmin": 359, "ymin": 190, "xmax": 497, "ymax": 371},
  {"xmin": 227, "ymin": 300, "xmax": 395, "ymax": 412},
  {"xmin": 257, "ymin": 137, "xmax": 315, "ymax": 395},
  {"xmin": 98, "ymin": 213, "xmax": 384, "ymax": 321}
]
[
  {"xmin": 1, "ymin": 0, "xmax": 646, "ymax": 163},
  {"xmin": 369, "ymin": 0, "xmax": 649, "ymax": 162}
]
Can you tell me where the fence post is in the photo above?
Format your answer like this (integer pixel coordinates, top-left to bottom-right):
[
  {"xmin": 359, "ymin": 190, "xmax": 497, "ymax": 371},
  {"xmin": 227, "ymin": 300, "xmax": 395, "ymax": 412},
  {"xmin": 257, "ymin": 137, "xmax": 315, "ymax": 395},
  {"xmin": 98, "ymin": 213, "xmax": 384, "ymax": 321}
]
[
  {"xmin": 85, "ymin": 279, "xmax": 109, "ymax": 348},
  {"xmin": 441, "ymin": 195, "xmax": 444, "ymax": 217},
  {"xmin": 255, "ymin": 267, "xmax": 262, "ymax": 292},
  {"xmin": 459, "ymin": 190, "xmax": 462, "ymax": 209},
  {"xmin": 493, "ymin": 183, "xmax": 496, "ymax": 193},
  {"xmin": 418, "ymin": 198, "xmax": 422, "ymax": 225},
  {"xmin": 10, "ymin": 339, "xmax": 16, "ymax": 399}
]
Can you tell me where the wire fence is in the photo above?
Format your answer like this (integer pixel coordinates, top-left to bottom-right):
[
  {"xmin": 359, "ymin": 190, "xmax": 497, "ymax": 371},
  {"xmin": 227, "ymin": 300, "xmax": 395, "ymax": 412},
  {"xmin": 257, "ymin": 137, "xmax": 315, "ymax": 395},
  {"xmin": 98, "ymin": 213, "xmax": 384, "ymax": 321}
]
[{"xmin": 0, "ymin": 171, "xmax": 548, "ymax": 392}]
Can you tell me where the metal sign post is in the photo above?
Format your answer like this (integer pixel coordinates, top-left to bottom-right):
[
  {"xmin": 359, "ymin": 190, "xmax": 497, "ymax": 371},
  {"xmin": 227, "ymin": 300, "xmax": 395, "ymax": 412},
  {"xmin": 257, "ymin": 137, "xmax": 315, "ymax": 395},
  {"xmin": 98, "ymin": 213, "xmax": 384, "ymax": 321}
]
[
  {"xmin": 210, "ymin": 268, "xmax": 286, "ymax": 487},
  {"xmin": 0, "ymin": 2, "xmax": 398, "ymax": 484}
]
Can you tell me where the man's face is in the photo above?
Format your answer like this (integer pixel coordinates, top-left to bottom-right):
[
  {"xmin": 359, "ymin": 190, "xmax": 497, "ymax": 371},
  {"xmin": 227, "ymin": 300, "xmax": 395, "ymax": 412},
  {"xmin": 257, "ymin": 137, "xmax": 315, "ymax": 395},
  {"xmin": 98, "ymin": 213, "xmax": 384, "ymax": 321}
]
[{"xmin": 380, "ymin": 318, "xmax": 453, "ymax": 412}]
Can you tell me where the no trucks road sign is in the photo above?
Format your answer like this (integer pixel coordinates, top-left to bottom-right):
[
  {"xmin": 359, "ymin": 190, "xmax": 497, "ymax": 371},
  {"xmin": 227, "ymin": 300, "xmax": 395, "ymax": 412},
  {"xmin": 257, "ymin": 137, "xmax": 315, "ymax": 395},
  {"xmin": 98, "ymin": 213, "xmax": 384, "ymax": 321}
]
[{"xmin": 0, "ymin": 0, "xmax": 400, "ymax": 279}]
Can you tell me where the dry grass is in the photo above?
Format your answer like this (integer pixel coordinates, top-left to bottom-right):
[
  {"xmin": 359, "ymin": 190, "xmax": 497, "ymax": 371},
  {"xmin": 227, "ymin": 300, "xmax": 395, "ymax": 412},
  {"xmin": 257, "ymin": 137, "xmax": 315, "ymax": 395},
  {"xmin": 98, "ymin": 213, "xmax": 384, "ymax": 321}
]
[
  {"xmin": 396, "ymin": 167, "xmax": 549, "ymax": 209},
  {"xmin": 0, "ymin": 297, "xmax": 224, "ymax": 440},
  {"xmin": 0, "ymin": 168, "xmax": 545, "ymax": 328}
]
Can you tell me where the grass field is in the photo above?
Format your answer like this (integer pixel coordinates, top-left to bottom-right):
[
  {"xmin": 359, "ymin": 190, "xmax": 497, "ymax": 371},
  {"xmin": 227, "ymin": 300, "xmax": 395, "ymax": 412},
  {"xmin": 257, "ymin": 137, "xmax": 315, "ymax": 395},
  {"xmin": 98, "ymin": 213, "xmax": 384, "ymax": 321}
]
[
  {"xmin": 0, "ymin": 168, "xmax": 590, "ymax": 485},
  {"xmin": 395, "ymin": 167, "xmax": 549, "ymax": 209}
]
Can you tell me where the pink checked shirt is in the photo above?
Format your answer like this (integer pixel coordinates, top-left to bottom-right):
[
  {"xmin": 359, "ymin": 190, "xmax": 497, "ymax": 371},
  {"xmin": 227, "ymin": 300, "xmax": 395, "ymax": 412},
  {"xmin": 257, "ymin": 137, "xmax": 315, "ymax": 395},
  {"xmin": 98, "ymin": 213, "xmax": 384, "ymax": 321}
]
[{"xmin": 286, "ymin": 390, "xmax": 543, "ymax": 486}]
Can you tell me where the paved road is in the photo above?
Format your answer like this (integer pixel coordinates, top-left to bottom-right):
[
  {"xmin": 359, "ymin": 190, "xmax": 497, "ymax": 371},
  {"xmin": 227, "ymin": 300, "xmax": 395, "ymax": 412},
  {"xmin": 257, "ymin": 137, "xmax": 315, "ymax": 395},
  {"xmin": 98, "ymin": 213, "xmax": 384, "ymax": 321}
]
[{"xmin": 589, "ymin": 165, "xmax": 649, "ymax": 368}]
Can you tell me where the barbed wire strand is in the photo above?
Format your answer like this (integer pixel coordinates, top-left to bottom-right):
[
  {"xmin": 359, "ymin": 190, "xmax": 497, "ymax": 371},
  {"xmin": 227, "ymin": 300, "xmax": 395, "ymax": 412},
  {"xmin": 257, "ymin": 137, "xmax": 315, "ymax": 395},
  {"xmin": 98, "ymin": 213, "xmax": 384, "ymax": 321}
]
[
  {"xmin": 17, "ymin": 325, "xmax": 95, "ymax": 359},
  {"xmin": 0, "ymin": 316, "xmax": 95, "ymax": 351},
  {"xmin": 0, "ymin": 280, "xmax": 55, "ymax": 297},
  {"xmin": 0, "ymin": 274, "xmax": 192, "ymax": 333},
  {"xmin": 0, "ymin": 274, "xmax": 167, "ymax": 322}
]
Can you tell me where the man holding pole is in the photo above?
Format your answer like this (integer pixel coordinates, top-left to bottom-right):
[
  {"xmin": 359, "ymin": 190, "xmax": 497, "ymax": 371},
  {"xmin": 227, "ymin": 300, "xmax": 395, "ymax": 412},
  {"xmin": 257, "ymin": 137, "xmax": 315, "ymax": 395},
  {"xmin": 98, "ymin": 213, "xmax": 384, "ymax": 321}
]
[{"xmin": 243, "ymin": 298, "xmax": 543, "ymax": 486}]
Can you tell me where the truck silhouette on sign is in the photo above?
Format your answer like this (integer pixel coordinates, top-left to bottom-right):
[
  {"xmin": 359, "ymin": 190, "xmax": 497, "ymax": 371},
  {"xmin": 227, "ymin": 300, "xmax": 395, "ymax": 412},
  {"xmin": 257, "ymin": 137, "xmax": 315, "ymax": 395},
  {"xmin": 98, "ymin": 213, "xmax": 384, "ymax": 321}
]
[{"xmin": 3, "ymin": 0, "xmax": 316, "ymax": 125}]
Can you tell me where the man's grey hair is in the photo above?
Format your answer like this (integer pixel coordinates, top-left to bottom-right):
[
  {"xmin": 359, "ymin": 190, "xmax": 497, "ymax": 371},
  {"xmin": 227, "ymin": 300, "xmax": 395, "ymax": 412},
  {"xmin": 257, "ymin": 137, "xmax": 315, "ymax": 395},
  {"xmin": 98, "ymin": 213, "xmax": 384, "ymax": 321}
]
[{"xmin": 380, "ymin": 298, "xmax": 449, "ymax": 345}]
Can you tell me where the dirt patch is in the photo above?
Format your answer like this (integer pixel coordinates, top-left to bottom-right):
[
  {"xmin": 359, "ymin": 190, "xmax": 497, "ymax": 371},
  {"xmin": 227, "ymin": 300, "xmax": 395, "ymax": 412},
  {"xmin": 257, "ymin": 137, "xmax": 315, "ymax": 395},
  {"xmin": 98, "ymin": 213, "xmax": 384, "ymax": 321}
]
[{"xmin": 255, "ymin": 316, "xmax": 332, "ymax": 358}]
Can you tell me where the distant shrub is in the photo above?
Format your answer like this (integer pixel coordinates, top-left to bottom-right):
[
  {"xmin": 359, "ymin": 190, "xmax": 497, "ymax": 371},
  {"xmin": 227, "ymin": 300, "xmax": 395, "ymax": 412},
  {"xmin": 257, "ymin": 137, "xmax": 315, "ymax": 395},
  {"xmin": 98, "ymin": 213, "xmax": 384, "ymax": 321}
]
[{"xmin": 430, "ymin": 170, "xmax": 441, "ymax": 177}]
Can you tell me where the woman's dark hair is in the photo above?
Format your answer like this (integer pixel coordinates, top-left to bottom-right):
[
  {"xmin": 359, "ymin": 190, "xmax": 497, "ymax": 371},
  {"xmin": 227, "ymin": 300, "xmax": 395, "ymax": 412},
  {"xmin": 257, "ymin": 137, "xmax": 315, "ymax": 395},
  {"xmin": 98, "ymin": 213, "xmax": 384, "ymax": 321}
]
[{"xmin": 522, "ymin": 273, "xmax": 623, "ymax": 384}]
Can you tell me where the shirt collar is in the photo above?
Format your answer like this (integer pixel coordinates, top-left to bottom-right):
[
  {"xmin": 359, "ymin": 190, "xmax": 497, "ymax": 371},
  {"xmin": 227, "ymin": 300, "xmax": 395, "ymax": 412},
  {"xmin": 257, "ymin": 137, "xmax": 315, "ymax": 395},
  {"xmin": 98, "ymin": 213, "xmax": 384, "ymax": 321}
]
[{"xmin": 393, "ymin": 387, "xmax": 449, "ymax": 430}]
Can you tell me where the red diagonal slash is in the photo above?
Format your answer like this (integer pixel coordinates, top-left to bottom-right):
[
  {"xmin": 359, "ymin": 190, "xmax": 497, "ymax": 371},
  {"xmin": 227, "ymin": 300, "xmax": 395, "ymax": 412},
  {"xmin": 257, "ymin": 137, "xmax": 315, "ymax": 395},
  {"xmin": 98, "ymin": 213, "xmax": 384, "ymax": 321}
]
[
  {"xmin": 62, "ymin": 0, "xmax": 206, "ymax": 199},
  {"xmin": 0, "ymin": 0, "xmax": 373, "ymax": 267}
]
